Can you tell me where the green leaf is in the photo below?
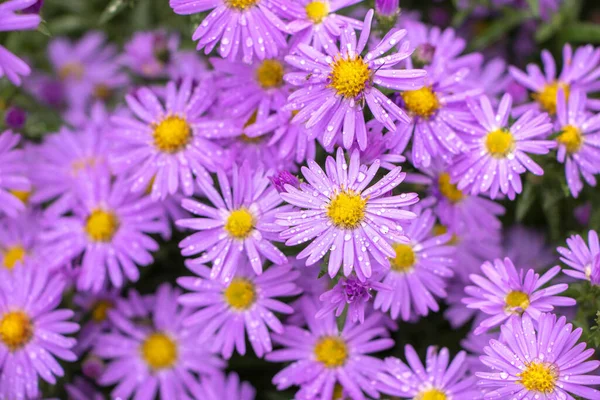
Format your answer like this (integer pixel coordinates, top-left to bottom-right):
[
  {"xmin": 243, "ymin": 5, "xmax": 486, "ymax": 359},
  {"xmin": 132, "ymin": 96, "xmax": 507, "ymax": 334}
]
[
  {"xmin": 471, "ymin": 10, "xmax": 530, "ymax": 50},
  {"xmin": 37, "ymin": 20, "xmax": 51, "ymax": 37},
  {"xmin": 99, "ymin": 0, "xmax": 131, "ymax": 25},
  {"xmin": 562, "ymin": 23, "xmax": 600, "ymax": 44},
  {"xmin": 336, "ymin": 306, "xmax": 348, "ymax": 332},
  {"xmin": 526, "ymin": 0, "xmax": 539, "ymax": 17},
  {"xmin": 516, "ymin": 183, "xmax": 536, "ymax": 222},
  {"xmin": 317, "ymin": 263, "xmax": 328, "ymax": 279}
]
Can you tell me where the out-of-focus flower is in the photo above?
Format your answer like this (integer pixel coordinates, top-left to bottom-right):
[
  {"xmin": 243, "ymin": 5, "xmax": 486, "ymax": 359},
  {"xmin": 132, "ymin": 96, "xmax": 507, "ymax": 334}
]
[
  {"xmin": 196, "ymin": 372, "xmax": 256, "ymax": 400},
  {"xmin": 0, "ymin": 130, "xmax": 30, "ymax": 217},
  {"xmin": 269, "ymin": 170, "xmax": 300, "ymax": 193},
  {"xmin": 557, "ymin": 230, "xmax": 600, "ymax": 282},
  {"xmin": 4, "ymin": 106, "xmax": 26, "ymax": 130},
  {"xmin": 122, "ymin": 30, "xmax": 179, "ymax": 78}
]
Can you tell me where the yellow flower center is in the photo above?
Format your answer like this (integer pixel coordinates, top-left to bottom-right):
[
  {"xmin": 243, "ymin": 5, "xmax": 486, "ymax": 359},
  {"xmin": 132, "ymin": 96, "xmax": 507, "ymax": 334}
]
[
  {"xmin": 2, "ymin": 245, "xmax": 26, "ymax": 270},
  {"xmin": 140, "ymin": 332, "xmax": 178, "ymax": 370},
  {"xmin": 533, "ymin": 82, "xmax": 570, "ymax": 115},
  {"xmin": 85, "ymin": 209, "xmax": 119, "ymax": 242},
  {"xmin": 152, "ymin": 116, "xmax": 191, "ymax": 153},
  {"xmin": 418, "ymin": 389, "xmax": 447, "ymax": 400},
  {"xmin": 505, "ymin": 290, "xmax": 530, "ymax": 312},
  {"xmin": 557, "ymin": 124, "xmax": 583, "ymax": 154},
  {"xmin": 437, "ymin": 173, "xmax": 463, "ymax": 203},
  {"xmin": 485, "ymin": 129, "xmax": 514, "ymax": 158},
  {"xmin": 224, "ymin": 208, "xmax": 255, "ymax": 239},
  {"xmin": 328, "ymin": 56, "xmax": 371, "ymax": 99},
  {"xmin": 390, "ymin": 244, "xmax": 415, "ymax": 272},
  {"xmin": 327, "ymin": 190, "xmax": 367, "ymax": 229},
  {"xmin": 432, "ymin": 224, "xmax": 459, "ymax": 245},
  {"xmin": 401, "ymin": 87, "xmax": 440, "ymax": 119},
  {"xmin": 256, "ymin": 59, "xmax": 284, "ymax": 89},
  {"xmin": 59, "ymin": 62, "xmax": 84, "ymax": 80},
  {"xmin": 9, "ymin": 190, "xmax": 30, "ymax": 204},
  {"xmin": 224, "ymin": 278, "xmax": 256, "ymax": 310},
  {"xmin": 518, "ymin": 361, "xmax": 558, "ymax": 393},
  {"xmin": 225, "ymin": 0, "xmax": 259, "ymax": 10},
  {"xmin": 314, "ymin": 336, "xmax": 348, "ymax": 368},
  {"xmin": 91, "ymin": 300, "xmax": 113, "ymax": 322},
  {"xmin": 94, "ymin": 84, "xmax": 112, "ymax": 100},
  {"xmin": 305, "ymin": 1, "xmax": 329, "ymax": 23},
  {"xmin": 0, "ymin": 311, "xmax": 33, "ymax": 351}
]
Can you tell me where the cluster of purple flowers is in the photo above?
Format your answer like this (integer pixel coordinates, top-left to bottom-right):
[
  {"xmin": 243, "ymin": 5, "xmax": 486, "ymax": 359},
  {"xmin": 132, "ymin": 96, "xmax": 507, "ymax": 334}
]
[{"xmin": 3, "ymin": 0, "xmax": 600, "ymax": 399}]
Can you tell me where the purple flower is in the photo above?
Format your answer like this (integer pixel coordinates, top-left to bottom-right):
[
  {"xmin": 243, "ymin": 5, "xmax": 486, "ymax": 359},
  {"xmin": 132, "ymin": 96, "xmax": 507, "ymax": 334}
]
[
  {"xmin": 4, "ymin": 106, "xmax": 26, "ymax": 130},
  {"xmin": 377, "ymin": 345, "xmax": 482, "ymax": 399},
  {"xmin": 177, "ymin": 163, "xmax": 289, "ymax": 280},
  {"xmin": 266, "ymin": 296, "xmax": 394, "ymax": 400},
  {"xmin": 122, "ymin": 30, "xmax": 179, "ymax": 78},
  {"xmin": 178, "ymin": 261, "xmax": 300, "ymax": 358},
  {"xmin": 557, "ymin": 230, "xmax": 600, "ymax": 282},
  {"xmin": 374, "ymin": 208, "xmax": 455, "ymax": 321},
  {"xmin": 450, "ymin": 94, "xmax": 555, "ymax": 200},
  {"xmin": 277, "ymin": 148, "xmax": 419, "ymax": 280},
  {"xmin": 285, "ymin": 10, "xmax": 426, "ymax": 150},
  {"xmin": 0, "ymin": 0, "xmax": 40, "ymax": 85},
  {"xmin": 72, "ymin": 288, "xmax": 121, "ymax": 355},
  {"xmin": 0, "ymin": 130, "xmax": 30, "ymax": 217},
  {"xmin": 503, "ymin": 225, "xmax": 554, "ymax": 271},
  {"xmin": 95, "ymin": 284, "xmax": 225, "ymax": 399},
  {"xmin": 356, "ymin": 120, "xmax": 406, "ymax": 170},
  {"xmin": 478, "ymin": 313, "xmax": 600, "ymax": 399},
  {"xmin": 0, "ymin": 265, "xmax": 78, "ymax": 399},
  {"xmin": 65, "ymin": 377, "xmax": 104, "ymax": 400},
  {"xmin": 169, "ymin": 0, "xmax": 289, "ymax": 63},
  {"xmin": 196, "ymin": 372, "xmax": 256, "ymax": 400},
  {"xmin": 0, "ymin": 211, "xmax": 41, "ymax": 274},
  {"xmin": 375, "ymin": 0, "xmax": 399, "ymax": 17},
  {"xmin": 270, "ymin": 170, "xmax": 300, "ymax": 193},
  {"xmin": 463, "ymin": 258, "xmax": 576, "ymax": 335}
]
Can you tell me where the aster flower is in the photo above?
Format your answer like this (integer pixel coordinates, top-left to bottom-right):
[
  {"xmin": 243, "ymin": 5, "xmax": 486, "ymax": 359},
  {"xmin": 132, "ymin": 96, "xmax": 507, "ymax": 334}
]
[
  {"xmin": 0, "ymin": 265, "xmax": 78, "ymax": 400},
  {"xmin": 285, "ymin": 10, "xmax": 427, "ymax": 150},
  {"xmin": 95, "ymin": 284, "xmax": 225, "ymax": 400},
  {"xmin": 557, "ymin": 230, "xmax": 600, "ymax": 282},
  {"xmin": 169, "ymin": 0, "xmax": 288, "ymax": 63},
  {"xmin": 177, "ymin": 162, "xmax": 288, "ymax": 280},
  {"xmin": 463, "ymin": 257, "xmax": 576, "ymax": 335},
  {"xmin": 196, "ymin": 372, "xmax": 256, "ymax": 400},
  {"xmin": 277, "ymin": 148, "xmax": 419, "ymax": 280},
  {"xmin": 110, "ymin": 77, "xmax": 227, "ymax": 200},
  {"xmin": 509, "ymin": 44, "xmax": 600, "ymax": 115},
  {"xmin": 0, "ymin": 211, "xmax": 41, "ymax": 275},
  {"xmin": 377, "ymin": 345, "xmax": 481, "ymax": 399},
  {"xmin": 266, "ymin": 297, "xmax": 394, "ymax": 400},
  {"xmin": 0, "ymin": 0, "xmax": 40, "ymax": 85},
  {"xmin": 41, "ymin": 171, "xmax": 166, "ymax": 292},
  {"xmin": 478, "ymin": 313, "xmax": 600, "ymax": 399},
  {"xmin": 178, "ymin": 261, "xmax": 300, "ymax": 358},
  {"xmin": 553, "ymin": 90, "xmax": 600, "ymax": 197},
  {"xmin": 0, "ymin": 130, "xmax": 30, "ymax": 217},
  {"xmin": 375, "ymin": 0, "xmax": 400, "ymax": 18},
  {"xmin": 503, "ymin": 225, "xmax": 554, "ymax": 271},
  {"xmin": 450, "ymin": 93, "xmax": 555, "ymax": 200},
  {"xmin": 72, "ymin": 288, "xmax": 121, "ymax": 355},
  {"xmin": 374, "ymin": 208, "xmax": 455, "ymax": 321},
  {"xmin": 356, "ymin": 120, "xmax": 406, "ymax": 170},
  {"xmin": 270, "ymin": 170, "xmax": 300, "ymax": 193},
  {"xmin": 121, "ymin": 30, "xmax": 179, "ymax": 78}
]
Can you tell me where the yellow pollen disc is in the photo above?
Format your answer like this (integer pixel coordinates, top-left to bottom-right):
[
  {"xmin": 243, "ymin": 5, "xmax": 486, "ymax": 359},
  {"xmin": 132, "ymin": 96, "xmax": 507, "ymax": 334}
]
[
  {"xmin": 314, "ymin": 336, "xmax": 348, "ymax": 368},
  {"xmin": 327, "ymin": 191, "xmax": 367, "ymax": 229},
  {"xmin": 224, "ymin": 278, "xmax": 256, "ymax": 310},
  {"xmin": 438, "ymin": 173, "xmax": 463, "ymax": 203},
  {"xmin": 328, "ymin": 56, "xmax": 371, "ymax": 99},
  {"xmin": 390, "ymin": 244, "xmax": 415, "ymax": 272},
  {"xmin": 59, "ymin": 62, "xmax": 84, "ymax": 80},
  {"xmin": 533, "ymin": 82, "xmax": 570, "ymax": 115},
  {"xmin": 557, "ymin": 124, "xmax": 583, "ymax": 154},
  {"xmin": 401, "ymin": 87, "xmax": 440, "ymax": 119},
  {"xmin": 225, "ymin": 0, "xmax": 259, "ymax": 11},
  {"xmin": 2, "ymin": 245, "xmax": 26, "ymax": 270},
  {"xmin": 10, "ymin": 190, "xmax": 30, "ymax": 204},
  {"xmin": 94, "ymin": 84, "xmax": 111, "ymax": 100},
  {"xmin": 141, "ymin": 332, "xmax": 178, "ymax": 370},
  {"xmin": 305, "ymin": 1, "xmax": 329, "ymax": 24},
  {"xmin": 256, "ymin": 60, "xmax": 284, "ymax": 89},
  {"xmin": 225, "ymin": 208, "xmax": 255, "ymax": 239},
  {"xmin": 0, "ymin": 311, "xmax": 33, "ymax": 351},
  {"xmin": 152, "ymin": 116, "xmax": 191, "ymax": 153},
  {"xmin": 505, "ymin": 290, "xmax": 530, "ymax": 312},
  {"xmin": 418, "ymin": 388, "xmax": 447, "ymax": 400},
  {"xmin": 485, "ymin": 129, "xmax": 514, "ymax": 158},
  {"xmin": 518, "ymin": 361, "xmax": 558, "ymax": 393},
  {"xmin": 432, "ymin": 225, "xmax": 459, "ymax": 245},
  {"xmin": 91, "ymin": 300, "xmax": 113, "ymax": 322},
  {"xmin": 85, "ymin": 209, "xmax": 119, "ymax": 242}
]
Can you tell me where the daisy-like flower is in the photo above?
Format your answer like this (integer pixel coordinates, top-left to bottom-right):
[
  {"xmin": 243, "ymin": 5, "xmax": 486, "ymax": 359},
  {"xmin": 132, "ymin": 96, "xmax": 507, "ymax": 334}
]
[
  {"xmin": 0, "ymin": 211, "xmax": 41, "ymax": 275},
  {"xmin": 450, "ymin": 94, "xmax": 555, "ymax": 200},
  {"xmin": 377, "ymin": 345, "xmax": 481, "ymax": 399},
  {"xmin": 285, "ymin": 10, "xmax": 427, "ymax": 150},
  {"xmin": 509, "ymin": 44, "xmax": 600, "ymax": 115},
  {"xmin": 374, "ymin": 208, "xmax": 455, "ymax": 321},
  {"xmin": 178, "ymin": 261, "xmax": 300, "ymax": 358},
  {"xmin": 110, "ymin": 78, "xmax": 227, "ymax": 200},
  {"xmin": 286, "ymin": 0, "xmax": 363, "ymax": 56},
  {"xmin": 553, "ymin": 90, "xmax": 600, "ymax": 197},
  {"xmin": 266, "ymin": 297, "xmax": 394, "ymax": 400},
  {"xmin": 121, "ymin": 30, "xmax": 179, "ymax": 78},
  {"xmin": 169, "ymin": 0, "xmax": 288, "ymax": 63},
  {"xmin": 196, "ymin": 372, "xmax": 256, "ymax": 400},
  {"xmin": 557, "ymin": 230, "xmax": 600, "ymax": 282},
  {"xmin": 277, "ymin": 148, "xmax": 419, "ymax": 281},
  {"xmin": 0, "ymin": 265, "xmax": 78, "ymax": 400},
  {"xmin": 177, "ymin": 162, "xmax": 288, "ymax": 280},
  {"xmin": 95, "ymin": 284, "xmax": 225, "ymax": 400},
  {"xmin": 463, "ymin": 257, "xmax": 576, "ymax": 335},
  {"xmin": 478, "ymin": 313, "xmax": 600, "ymax": 399},
  {"xmin": 0, "ymin": 0, "xmax": 40, "ymax": 85},
  {"xmin": 72, "ymin": 288, "xmax": 121, "ymax": 355},
  {"xmin": 41, "ymin": 171, "xmax": 166, "ymax": 292},
  {"xmin": 0, "ymin": 130, "xmax": 30, "ymax": 217}
]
